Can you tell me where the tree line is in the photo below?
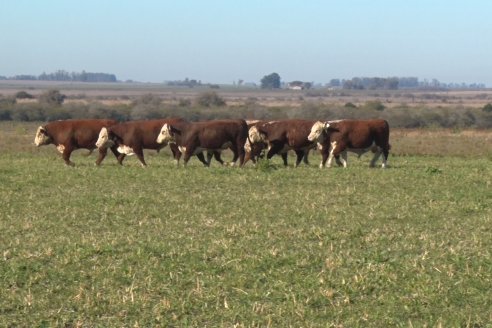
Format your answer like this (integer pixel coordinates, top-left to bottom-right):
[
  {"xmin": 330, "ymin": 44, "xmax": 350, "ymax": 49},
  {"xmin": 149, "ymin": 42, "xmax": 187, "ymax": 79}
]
[{"xmin": 0, "ymin": 70, "xmax": 117, "ymax": 83}]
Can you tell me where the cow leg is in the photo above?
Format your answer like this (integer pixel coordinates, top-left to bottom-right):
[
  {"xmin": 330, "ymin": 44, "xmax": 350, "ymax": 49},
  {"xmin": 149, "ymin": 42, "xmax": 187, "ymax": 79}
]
[
  {"xmin": 280, "ymin": 152, "xmax": 288, "ymax": 166},
  {"xmin": 132, "ymin": 147, "xmax": 147, "ymax": 167},
  {"xmin": 213, "ymin": 151, "xmax": 225, "ymax": 165},
  {"xmin": 108, "ymin": 146, "xmax": 123, "ymax": 165},
  {"xmin": 303, "ymin": 150, "xmax": 310, "ymax": 165},
  {"xmin": 266, "ymin": 142, "xmax": 284, "ymax": 161},
  {"xmin": 235, "ymin": 140, "xmax": 245, "ymax": 167},
  {"xmin": 183, "ymin": 146, "xmax": 197, "ymax": 167},
  {"xmin": 340, "ymin": 151, "xmax": 348, "ymax": 168},
  {"xmin": 294, "ymin": 150, "xmax": 305, "ymax": 167},
  {"xmin": 335, "ymin": 155, "xmax": 344, "ymax": 167},
  {"xmin": 244, "ymin": 151, "xmax": 253, "ymax": 165},
  {"xmin": 381, "ymin": 145, "xmax": 390, "ymax": 168},
  {"xmin": 206, "ymin": 151, "xmax": 214, "ymax": 166},
  {"xmin": 319, "ymin": 147, "xmax": 329, "ymax": 168},
  {"xmin": 370, "ymin": 147, "xmax": 383, "ymax": 168},
  {"xmin": 95, "ymin": 147, "xmax": 108, "ymax": 166},
  {"xmin": 117, "ymin": 153, "xmax": 126, "ymax": 165},
  {"xmin": 169, "ymin": 144, "xmax": 181, "ymax": 166},
  {"xmin": 195, "ymin": 153, "xmax": 210, "ymax": 167},
  {"xmin": 326, "ymin": 141, "xmax": 338, "ymax": 168},
  {"xmin": 62, "ymin": 147, "xmax": 75, "ymax": 166}
]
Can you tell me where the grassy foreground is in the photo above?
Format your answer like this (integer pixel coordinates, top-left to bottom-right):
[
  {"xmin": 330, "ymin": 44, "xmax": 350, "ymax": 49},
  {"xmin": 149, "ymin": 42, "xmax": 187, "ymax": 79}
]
[{"xmin": 1, "ymin": 124, "xmax": 491, "ymax": 327}]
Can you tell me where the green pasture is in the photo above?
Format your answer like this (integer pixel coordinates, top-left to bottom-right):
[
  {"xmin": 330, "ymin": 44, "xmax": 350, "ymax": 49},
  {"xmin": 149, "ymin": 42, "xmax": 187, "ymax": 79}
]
[{"xmin": 0, "ymin": 123, "xmax": 491, "ymax": 327}]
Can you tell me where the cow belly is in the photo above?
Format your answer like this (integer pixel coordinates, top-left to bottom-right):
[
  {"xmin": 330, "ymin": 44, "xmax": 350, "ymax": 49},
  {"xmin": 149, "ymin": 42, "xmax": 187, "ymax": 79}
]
[
  {"xmin": 117, "ymin": 145, "xmax": 135, "ymax": 156},
  {"xmin": 180, "ymin": 142, "xmax": 232, "ymax": 155},
  {"xmin": 346, "ymin": 142, "xmax": 379, "ymax": 155}
]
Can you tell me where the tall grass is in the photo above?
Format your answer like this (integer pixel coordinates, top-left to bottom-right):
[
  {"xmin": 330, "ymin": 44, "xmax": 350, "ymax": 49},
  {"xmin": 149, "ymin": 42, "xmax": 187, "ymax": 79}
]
[{"xmin": 0, "ymin": 123, "xmax": 491, "ymax": 326}]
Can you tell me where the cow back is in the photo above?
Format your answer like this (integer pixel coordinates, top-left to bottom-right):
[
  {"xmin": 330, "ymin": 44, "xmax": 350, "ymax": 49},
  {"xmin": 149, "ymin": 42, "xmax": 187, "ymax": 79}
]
[{"xmin": 45, "ymin": 119, "xmax": 118, "ymax": 148}]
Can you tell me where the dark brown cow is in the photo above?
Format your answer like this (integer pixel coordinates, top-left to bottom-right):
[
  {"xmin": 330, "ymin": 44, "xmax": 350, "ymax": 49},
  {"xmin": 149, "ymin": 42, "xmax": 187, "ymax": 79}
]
[
  {"xmin": 247, "ymin": 119, "xmax": 316, "ymax": 167},
  {"xmin": 157, "ymin": 119, "xmax": 248, "ymax": 167},
  {"xmin": 307, "ymin": 119, "xmax": 390, "ymax": 168},
  {"xmin": 34, "ymin": 119, "xmax": 119, "ymax": 166},
  {"xmin": 95, "ymin": 118, "xmax": 207, "ymax": 167},
  {"xmin": 244, "ymin": 119, "xmax": 310, "ymax": 166}
]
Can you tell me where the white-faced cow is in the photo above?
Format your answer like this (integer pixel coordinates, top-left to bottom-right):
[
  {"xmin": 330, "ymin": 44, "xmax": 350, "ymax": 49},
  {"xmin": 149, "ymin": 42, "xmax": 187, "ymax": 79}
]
[
  {"xmin": 94, "ymin": 118, "xmax": 209, "ymax": 167},
  {"xmin": 247, "ymin": 119, "xmax": 316, "ymax": 167},
  {"xmin": 156, "ymin": 119, "xmax": 248, "ymax": 167},
  {"xmin": 244, "ymin": 119, "xmax": 311, "ymax": 166},
  {"xmin": 307, "ymin": 119, "xmax": 390, "ymax": 168},
  {"xmin": 34, "ymin": 119, "xmax": 119, "ymax": 166}
]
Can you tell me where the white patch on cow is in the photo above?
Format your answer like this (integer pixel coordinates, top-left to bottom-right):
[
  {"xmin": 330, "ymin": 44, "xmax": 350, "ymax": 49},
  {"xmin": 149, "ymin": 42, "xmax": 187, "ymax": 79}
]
[
  {"xmin": 117, "ymin": 145, "xmax": 135, "ymax": 155},
  {"xmin": 95, "ymin": 127, "xmax": 114, "ymax": 149},
  {"xmin": 244, "ymin": 139, "xmax": 251, "ymax": 152},
  {"xmin": 326, "ymin": 141, "xmax": 338, "ymax": 168},
  {"xmin": 317, "ymin": 142, "xmax": 323, "ymax": 151},
  {"xmin": 248, "ymin": 126, "xmax": 265, "ymax": 144},
  {"xmin": 157, "ymin": 123, "xmax": 174, "ymax": 144},
  {"xmin": 326, "ymin": 119, "xmax": 344, "ymax": 124},
  {"xmin": 34, "ymin": 126, "xmax": 51, "ymax": 146},
  {"xmin": 56, "ymin": 144, "xmax": 65, "ymax": 153},
  {"xmin": 178, "ymin": 146, "xmax": 187, "ymax": 153}
]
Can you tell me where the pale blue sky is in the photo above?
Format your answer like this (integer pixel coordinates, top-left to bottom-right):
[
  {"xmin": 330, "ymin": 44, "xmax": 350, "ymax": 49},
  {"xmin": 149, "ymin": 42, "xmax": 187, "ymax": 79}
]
[{"xmin": 1, "ymin": 1, "xmax": 491, "ymax": 85}]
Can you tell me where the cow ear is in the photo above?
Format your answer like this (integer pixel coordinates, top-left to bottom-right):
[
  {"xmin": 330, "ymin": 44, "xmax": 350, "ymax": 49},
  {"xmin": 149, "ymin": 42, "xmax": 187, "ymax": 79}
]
[
  {"xmin": 323, "ymin": 122, "xmax": 330, "ymax": 130},
  {"xmin": 39, "ymin": 126, "xmax": 47, "ymax": 135}
]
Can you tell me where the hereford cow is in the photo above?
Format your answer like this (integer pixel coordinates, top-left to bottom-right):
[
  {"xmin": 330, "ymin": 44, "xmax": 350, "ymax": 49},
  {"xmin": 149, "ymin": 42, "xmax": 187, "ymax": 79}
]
[
  {"xmin": 34, "ymin": 119, "xmax": 119, "ymax": 166},
  {"xmin": 156, "ymin": 119, "xmax": 248, "ymax": 167},
  {"xmin": 247, "ymin": 119, "xmax": 316, "ymax": 167},
  {"xmin": 94, "ymin": 118, "xmax": 213, "ymax": 167},
  {"xmin": 307, "ymin": 119, "xmax": 390, "ymax": 168},
  {"xmin": 243, "ymin": 119, "xmax": 310, "ymax": 166}
]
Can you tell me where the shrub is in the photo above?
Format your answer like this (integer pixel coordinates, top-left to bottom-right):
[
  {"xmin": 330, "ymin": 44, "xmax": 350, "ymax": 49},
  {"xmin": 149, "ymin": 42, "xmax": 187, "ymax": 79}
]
[
  {"xmin": 363, "ymin": 100, "xmax": 385, "ymax": 111},
  {"xmin": 15, "ymin": 91, "xmax": 34, "ymax": 99},
  {"xmin": 39, "ymin": 89, "xmax": 66, "ymax": 106},
  {"xmin": 344, "ymin": 102, "xmax": 357, "ymax": 108},
  {"xmin": 195, "ymin": 92, "xmax": 226, "ymax": 107},
  {"xmin": 483, "ymin": 103, "xmax": 492, "ymax": 113}
]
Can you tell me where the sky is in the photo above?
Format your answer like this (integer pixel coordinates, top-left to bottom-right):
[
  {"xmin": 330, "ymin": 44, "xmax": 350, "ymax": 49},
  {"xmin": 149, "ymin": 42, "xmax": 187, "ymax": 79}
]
[{"xmin": 1, "ymin": 0, "xmax": 492, "ymax": 86}]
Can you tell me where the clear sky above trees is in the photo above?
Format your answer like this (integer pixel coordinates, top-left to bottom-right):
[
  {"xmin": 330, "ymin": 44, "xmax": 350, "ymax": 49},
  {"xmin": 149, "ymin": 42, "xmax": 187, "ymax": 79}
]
[{"xmin": 1, "ymin": 1, "xmax": 491, "ymax": 86}]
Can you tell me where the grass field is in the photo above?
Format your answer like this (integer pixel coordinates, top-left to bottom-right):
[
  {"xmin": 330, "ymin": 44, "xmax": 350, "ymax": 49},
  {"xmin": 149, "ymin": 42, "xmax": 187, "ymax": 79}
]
[{"xmin": 1, "ymin": 122, "xmax": 491, "ymax": 327}]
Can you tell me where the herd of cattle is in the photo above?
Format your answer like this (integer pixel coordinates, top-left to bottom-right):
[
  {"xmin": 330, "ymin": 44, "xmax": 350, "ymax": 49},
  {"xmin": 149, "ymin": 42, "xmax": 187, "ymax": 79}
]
[{"xmin": 33, "ymin": 118, "xmax": 391, "ymax": 168}]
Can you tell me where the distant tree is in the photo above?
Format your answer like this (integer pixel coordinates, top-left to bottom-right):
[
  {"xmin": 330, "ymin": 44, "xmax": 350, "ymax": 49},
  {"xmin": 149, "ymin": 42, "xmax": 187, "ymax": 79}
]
[
  {"xmin": 261, "ymin": 73, "xmax": 281, "ymax": 89},
  {"xmin": 39, "ymin": 89, "xmax": 66, "ymax": 106}
]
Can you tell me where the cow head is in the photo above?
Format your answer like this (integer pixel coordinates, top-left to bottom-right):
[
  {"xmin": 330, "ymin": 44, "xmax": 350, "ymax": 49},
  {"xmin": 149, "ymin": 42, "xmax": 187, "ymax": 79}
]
[
  {"xmin": 157, "ymin": 123, "xmax": 179, "ymax": 144},
  {"xmin": 95, "ymin": 127, "xmax": 115, "ymax": 149},
  {"xmin": 307, "ymin": 121, "xmax": 330, "ymax": 142},
  {"xmin": 34, "ymin": 126, "xmax": 51, "ymax": 146},
  {"xmin": 248, "ymin": 126, "xmax": 266, "ymax": 144}
]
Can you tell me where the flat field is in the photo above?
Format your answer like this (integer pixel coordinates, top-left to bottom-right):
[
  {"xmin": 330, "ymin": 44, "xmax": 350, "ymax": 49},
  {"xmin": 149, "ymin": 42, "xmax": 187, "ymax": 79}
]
[{"xmin": 1, "ymin": 122, "xmax": 491, "ymax": 327}]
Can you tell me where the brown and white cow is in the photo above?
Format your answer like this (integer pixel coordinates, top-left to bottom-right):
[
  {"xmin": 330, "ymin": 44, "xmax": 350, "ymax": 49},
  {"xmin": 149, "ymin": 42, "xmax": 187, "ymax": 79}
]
[
  {"xmin": 247, "ymin": 119, "xmax": 316, "ymax": 167},
  {"xmin": 156, "ymin": 119, "xmax": 248, "ymax": 167},
  {"xmin": 308, "ymin": 119, "xmax": 390, "ymax": 168},
  {"xmin": 95, "ymin": 118, "xmax": 204, "ymax": 167},
  {"xmin": 34, "ymin": 119, "xmax": 119, "ymax": 166},
  {"xmin": 243, "ymin": 119, "xmax": 310, "ymax": 166}
]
